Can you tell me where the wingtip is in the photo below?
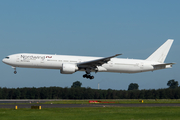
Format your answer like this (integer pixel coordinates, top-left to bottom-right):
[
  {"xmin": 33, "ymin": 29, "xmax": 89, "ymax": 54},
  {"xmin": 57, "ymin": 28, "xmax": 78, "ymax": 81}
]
[{"xmin": 116, "ymin": 54, "xmax": 122, "ymax": 56}]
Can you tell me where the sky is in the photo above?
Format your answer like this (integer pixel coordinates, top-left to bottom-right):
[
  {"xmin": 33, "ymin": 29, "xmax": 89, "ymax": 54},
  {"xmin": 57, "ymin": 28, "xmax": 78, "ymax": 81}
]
[{"xmin": 0, "ymin": 0, "xmax": 180, "ymax": 90}]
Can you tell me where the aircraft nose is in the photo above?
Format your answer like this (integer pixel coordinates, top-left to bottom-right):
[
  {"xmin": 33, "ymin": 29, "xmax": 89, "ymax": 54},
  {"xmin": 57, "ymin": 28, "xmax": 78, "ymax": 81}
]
[
  {"xmin": 2, "ymin": 58, "xmax": 9, "ymax": 64},
  {"xmin": 2, "ymin": 58, "xmax": 6, "ymax": 63}
]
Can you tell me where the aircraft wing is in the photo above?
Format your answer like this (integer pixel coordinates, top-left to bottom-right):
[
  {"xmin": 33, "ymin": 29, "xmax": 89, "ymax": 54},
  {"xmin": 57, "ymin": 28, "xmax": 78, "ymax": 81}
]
[{"xmin": 77, "ymin": 54, "xmax": 122, "ymax": 68}]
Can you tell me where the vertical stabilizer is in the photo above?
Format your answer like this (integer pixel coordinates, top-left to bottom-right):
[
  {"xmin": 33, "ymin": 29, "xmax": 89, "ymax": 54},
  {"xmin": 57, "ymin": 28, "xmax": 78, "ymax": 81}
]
[{"xmin": 146, "ymin": 39, "xmax": 174, "ymax": 63}]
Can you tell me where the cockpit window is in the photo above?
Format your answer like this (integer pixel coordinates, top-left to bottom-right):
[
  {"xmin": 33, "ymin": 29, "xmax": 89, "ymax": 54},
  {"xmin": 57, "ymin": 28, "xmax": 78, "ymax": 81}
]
[{"xmin": 5, "ymin": 57, "xmax": 9, "ymax": 59}]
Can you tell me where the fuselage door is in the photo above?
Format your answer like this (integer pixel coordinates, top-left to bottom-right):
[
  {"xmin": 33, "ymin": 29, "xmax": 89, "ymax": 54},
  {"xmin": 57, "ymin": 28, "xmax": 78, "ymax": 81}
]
[
  {"xmin": 16, "ymin": 55, "xmax": 22, "ymax": 62},
  {"xmin": 139, "ymin": 62, "xmax": 144, "ymax": 69}
]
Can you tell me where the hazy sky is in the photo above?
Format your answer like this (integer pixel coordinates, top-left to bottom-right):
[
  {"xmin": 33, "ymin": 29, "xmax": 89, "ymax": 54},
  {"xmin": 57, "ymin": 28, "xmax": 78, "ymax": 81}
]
[{"xmin": 0, "ymin": 0, "xmax": 179, "ymax": 90}]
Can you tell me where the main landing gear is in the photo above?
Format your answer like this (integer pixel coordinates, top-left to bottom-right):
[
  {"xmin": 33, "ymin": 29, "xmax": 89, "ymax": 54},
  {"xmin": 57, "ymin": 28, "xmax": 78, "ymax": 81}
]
[
  {"xmin": 83, "ymin": 74, "xmax": 94, "ymax": 79},
  {"xmin": 83, "ymin": 69, "xmax": 94, "ymax": 79}
]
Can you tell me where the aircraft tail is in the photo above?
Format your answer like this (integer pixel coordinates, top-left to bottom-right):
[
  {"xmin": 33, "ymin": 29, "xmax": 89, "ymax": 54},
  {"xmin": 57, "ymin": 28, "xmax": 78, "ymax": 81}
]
[{"xmin": 146, "ymin": 39, "xmax": 174, "ymax": 63}]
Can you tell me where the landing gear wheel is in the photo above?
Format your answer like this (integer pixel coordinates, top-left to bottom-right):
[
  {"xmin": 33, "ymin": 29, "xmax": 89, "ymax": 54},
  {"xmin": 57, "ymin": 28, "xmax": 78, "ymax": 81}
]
[
  {"xmin": 13, "ymin": 67, "xmax": 17, "ymax": 74},
  {"xmin": 83, "ymin": 74, "xmax": 94, "ymax": 79},
  {"xmin": 90, "ymin": 76, "xmax": 94, "ymax": 79},
  {"xmin": 83, "ymin": 74, "xmax": 87, "ymax": 78},
  {"xmin": 87, "ymin": 75, "xmax": 91, "ymax": 79}
]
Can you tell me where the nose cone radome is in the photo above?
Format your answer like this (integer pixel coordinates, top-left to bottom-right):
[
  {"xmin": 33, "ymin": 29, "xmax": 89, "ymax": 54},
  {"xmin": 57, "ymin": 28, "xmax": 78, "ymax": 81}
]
[
  {"xmin": 2, "ymin": 58, "xmax": 5, "ymax": 63},
  {"xmin": 2, "ymin": 58, "xmax": 10, "ymax": 65}
]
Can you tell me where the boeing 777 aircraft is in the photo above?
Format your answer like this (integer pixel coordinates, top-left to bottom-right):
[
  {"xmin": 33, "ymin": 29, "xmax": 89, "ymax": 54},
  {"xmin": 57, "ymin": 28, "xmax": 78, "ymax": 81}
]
[{"xmin": 2, "ymin": 39, "xmax": 175, "ymax": 79}]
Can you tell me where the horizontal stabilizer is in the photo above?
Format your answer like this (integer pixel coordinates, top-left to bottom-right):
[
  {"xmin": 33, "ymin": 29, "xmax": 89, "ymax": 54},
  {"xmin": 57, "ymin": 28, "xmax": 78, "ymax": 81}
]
[
  {"xmin": 153, "ymin": 63, "xmax": 175, "ymax": 66},
  {"xmin": 152, "ymin": 63, "xmax": 175, "ymax": 69}
]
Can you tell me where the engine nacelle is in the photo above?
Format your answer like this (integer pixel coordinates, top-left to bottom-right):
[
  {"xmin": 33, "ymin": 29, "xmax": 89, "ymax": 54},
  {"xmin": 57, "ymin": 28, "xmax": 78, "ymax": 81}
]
[
  {"xmin": 60, "ymin": 63, "xmax": 78, "ymax": 74},
  {"xmin": 96, "ymin": 66, "xmax": 107, "ymax": 72}
]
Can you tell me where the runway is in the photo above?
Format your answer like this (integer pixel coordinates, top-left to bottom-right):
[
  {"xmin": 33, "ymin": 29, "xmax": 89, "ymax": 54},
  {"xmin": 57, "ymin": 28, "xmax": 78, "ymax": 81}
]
[
  {"xmin": 0, "ymin": 100, "xmax": 180, "ymax": 108},
  {"xmin": 0, "ymin": 103, "xmax": 180, "ymax": 108},
  {"xmin": 0, "ymin": 99, "xmax": 49, "ymax": 104}
]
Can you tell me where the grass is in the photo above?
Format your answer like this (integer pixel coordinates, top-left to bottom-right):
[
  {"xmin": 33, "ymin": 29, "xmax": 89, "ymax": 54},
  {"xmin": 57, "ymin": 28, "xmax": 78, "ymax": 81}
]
[{"xmin": 0, "ymin": 107, "xmax": 180, "ymax": 120}]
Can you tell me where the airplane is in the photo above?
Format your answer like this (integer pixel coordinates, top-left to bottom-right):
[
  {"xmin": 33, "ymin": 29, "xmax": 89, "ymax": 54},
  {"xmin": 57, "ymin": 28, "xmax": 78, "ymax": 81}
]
[{"xmin": 2, "ymin": 39, "xmax": 175, "ymax": 79}]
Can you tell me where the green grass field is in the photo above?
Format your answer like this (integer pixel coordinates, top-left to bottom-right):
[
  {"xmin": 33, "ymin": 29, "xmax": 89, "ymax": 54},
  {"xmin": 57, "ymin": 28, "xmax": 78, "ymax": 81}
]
[{"xmin": 0, "ymin": 107, "xmax": 180, "ymax": 120}]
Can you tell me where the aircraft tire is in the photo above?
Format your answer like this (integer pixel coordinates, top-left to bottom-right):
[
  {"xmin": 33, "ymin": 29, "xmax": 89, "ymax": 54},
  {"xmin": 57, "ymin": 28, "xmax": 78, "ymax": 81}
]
[
  {"xmin": 83, "ymin": 74, "xmax": 87, "ymax": 78},
  {"xmin": 90, "ymin": 76, "xmax": 94, "ymax": 79}
]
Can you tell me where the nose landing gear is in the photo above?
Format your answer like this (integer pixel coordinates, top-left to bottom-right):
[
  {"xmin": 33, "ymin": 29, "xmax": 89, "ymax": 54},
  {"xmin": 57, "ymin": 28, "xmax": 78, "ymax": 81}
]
[{"xmin": 12, "ymin": 67, "xmax": 17, "ymax": 74}]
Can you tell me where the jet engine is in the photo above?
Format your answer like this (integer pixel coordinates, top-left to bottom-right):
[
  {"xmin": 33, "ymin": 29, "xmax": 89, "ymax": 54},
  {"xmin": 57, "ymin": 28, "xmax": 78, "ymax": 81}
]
[{"xmin": 60, "ymin": 63, "xmax": 78, "ymax": 74}]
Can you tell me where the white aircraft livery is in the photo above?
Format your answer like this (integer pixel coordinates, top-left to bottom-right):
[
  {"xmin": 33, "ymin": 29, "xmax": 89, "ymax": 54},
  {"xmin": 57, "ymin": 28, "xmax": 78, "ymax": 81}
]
[{"xmin": 2, "ymin": 39, "xmax": 175, "ymax": 79}]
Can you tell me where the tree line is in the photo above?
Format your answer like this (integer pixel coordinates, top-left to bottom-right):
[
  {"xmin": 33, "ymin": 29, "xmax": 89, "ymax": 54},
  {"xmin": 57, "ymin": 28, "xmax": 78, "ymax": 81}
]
[{"xmin": 0, "ymin": 79, "xmax": 179, "ymax": 99}]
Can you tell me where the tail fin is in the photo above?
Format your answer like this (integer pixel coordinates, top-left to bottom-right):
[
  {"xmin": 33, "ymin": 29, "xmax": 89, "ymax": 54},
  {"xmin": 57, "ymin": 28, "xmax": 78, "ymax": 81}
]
[{"xmin": 146, "ymin": 39, "xmax": 174, "ymax": 63}]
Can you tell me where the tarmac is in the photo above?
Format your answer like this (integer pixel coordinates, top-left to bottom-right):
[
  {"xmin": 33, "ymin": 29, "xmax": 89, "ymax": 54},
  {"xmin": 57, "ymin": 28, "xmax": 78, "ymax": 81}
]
[
  {"xmin": 0, "ymin": 100, "xmax": 180, "ymax": 108},
  {"xmin": 1, "ymin": 103, "xmax": 180, "ymax": 108}
]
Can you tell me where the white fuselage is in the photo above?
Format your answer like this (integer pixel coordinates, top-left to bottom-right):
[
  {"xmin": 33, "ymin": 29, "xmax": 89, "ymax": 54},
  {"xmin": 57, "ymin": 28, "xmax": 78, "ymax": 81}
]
[
  {"xmin": 2, "ymin": 53, "xmax": 166, "ymax": 74},
  {"xmin": 2, "ymin": 40, "xmax": 174, "ymax": 79}
]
